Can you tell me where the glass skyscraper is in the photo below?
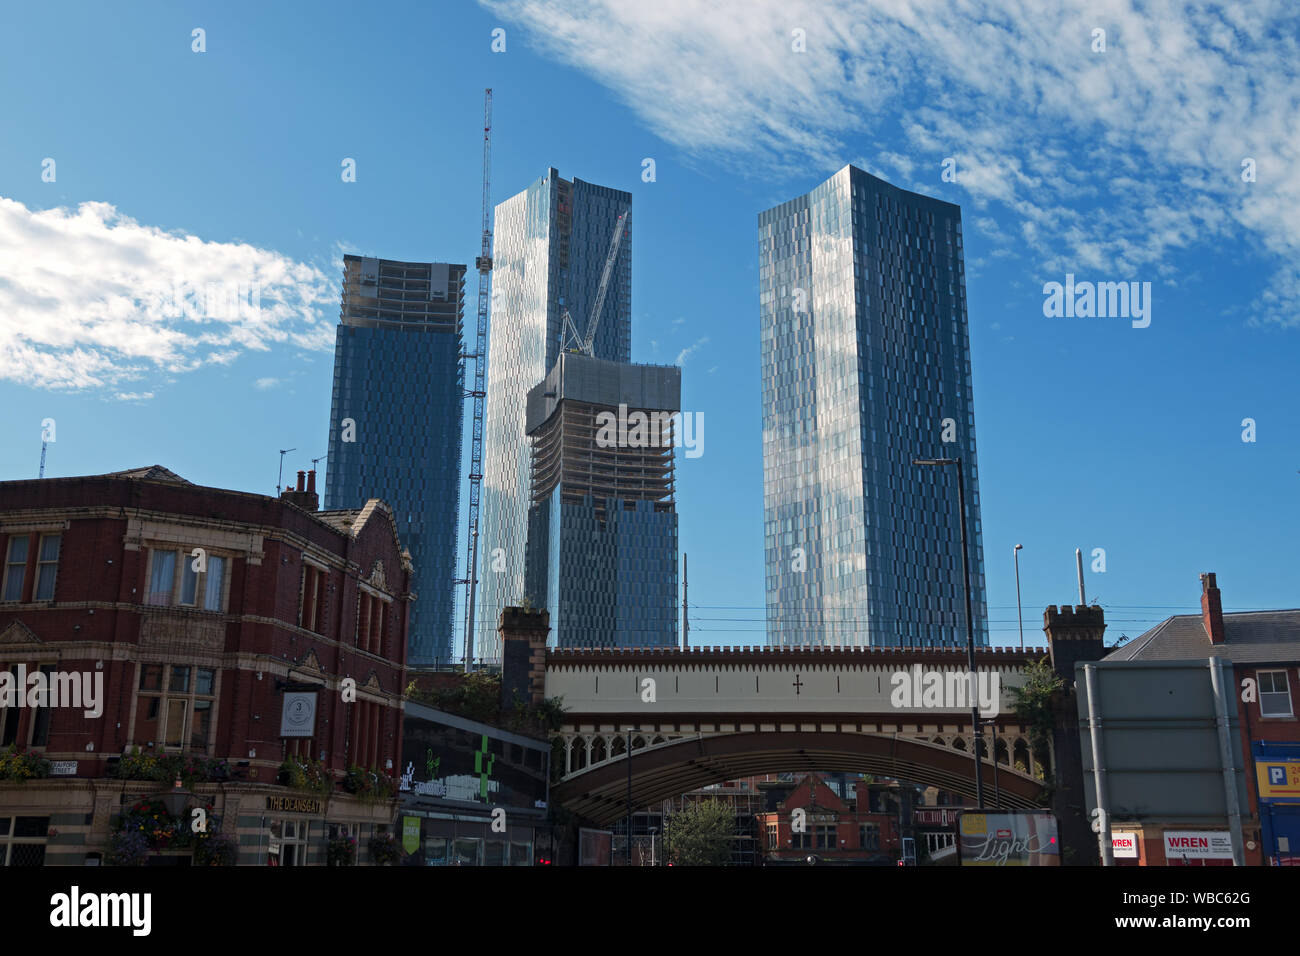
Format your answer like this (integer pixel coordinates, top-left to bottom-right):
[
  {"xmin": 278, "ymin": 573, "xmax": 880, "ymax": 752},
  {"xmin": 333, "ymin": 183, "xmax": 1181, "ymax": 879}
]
[
  {"xmin": 476, "ymin": 169, "xmax": 631, "ymax": 660},
  {"xmin": 325, "ymin": 255, "xmax": 465, "ymax": 666},
  {"xmin": 758, "ymin": 164, "xmax": 988, "ymax": 648}
]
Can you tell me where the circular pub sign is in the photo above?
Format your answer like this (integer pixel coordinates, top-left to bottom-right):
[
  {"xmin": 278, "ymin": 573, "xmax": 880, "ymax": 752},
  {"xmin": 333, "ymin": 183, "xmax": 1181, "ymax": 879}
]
[{"xmin": 281, "ymin": 692, "xmax": 317, "ymax": 737}]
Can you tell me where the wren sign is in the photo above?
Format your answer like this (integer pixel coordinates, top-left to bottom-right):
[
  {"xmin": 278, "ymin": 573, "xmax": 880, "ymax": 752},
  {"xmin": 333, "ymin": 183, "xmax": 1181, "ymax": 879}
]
[{"xmin": 1164, "ymin": 831, "xmax": 1233, "ymax": 861}]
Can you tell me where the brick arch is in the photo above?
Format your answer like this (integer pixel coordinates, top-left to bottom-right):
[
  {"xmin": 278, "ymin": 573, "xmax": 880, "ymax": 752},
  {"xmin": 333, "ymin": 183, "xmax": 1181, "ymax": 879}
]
[{"xmin": 551, "ymin": 731, "xmax": 1044, "ymax": 825}]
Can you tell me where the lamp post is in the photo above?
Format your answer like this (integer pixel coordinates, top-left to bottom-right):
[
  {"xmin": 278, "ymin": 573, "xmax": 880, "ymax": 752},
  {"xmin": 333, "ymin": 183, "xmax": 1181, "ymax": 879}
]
[
  {"xmin": 912, "ymin": 457, "xmax": 985, "ymax": 809},
  {"xmin": 1014, "ymin": 543, "xmax": 1025, "ymax": 650},
  {"xmin": 626, "ymin": 728, "xmax": 633, "ymax": 866}
]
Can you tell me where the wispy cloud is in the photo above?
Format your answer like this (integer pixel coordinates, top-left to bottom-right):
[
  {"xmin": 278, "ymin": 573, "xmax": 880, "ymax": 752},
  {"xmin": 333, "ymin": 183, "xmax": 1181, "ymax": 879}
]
[
  {"xmin": 482, "ymin": 0, "xmax": 1300, "ymax": 325},
  {"xmin": 676, "ymin": 336, "xmax": 710, "ymax": 365},
  {"xmin": 254, "ymin": 377, "xmax": 281, "ymax": 390},
  {"xmin": 0, "ymin": 197, "xmax": 336, "ymax": 391}
]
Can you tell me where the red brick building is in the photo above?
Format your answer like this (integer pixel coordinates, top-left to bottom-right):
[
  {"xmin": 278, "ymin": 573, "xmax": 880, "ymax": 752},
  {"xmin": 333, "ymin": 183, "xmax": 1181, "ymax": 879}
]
[
  {"xmin": 0, "ymin": 466, "xmax": 412, "ymax": 865},
  {"xmin": 1100, "ymin": 572, "xmax": 1300, "ymax": 866},
  {"xmin": 755, "ymin": 773, "xmax": 902, "ymax": 864}
]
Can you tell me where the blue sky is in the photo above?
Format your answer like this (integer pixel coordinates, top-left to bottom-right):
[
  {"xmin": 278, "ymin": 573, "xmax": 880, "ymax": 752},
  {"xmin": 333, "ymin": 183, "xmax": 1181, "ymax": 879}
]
[{"xmin": 2, "ymin": 0, "xmax": 1297, "ymax": 651}]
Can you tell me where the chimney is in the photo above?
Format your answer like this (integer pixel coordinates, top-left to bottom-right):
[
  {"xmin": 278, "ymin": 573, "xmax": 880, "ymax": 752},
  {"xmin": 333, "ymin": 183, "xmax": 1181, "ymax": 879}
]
[
  {"xmin": 1200, "ymin": 572, "xmax": 1225, "ymax": 644},
  {"xmin": 499, "ymin": 607, "xmax": 550, "ymax": 708},
  {"xmin": 280, "ymin": 471, "xmax": 320, "ymax": 512}
]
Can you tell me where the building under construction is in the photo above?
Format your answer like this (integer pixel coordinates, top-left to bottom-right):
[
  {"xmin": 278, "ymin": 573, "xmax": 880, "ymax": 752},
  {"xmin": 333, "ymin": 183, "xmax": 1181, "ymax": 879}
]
[{"xmin": 523, "ymin": 352, "xmax": 679, "ymax": 648}]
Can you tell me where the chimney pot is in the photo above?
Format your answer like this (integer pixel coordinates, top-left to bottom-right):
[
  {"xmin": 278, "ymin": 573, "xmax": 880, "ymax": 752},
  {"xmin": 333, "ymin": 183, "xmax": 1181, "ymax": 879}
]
[
  {"xmin": 296, "ymin": 470, "xmax": 306, "ymax": 492},
  {"xmin": 307, "ymin": 470, "xmax": 316, "ymax": 494},
  {"xmin": 1200, "ymin": 572, "xmax": 1225, "ymax": 644}
]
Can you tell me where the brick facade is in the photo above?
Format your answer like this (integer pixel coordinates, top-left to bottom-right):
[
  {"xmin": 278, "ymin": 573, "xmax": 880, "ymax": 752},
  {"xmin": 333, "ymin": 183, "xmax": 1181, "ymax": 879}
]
[{"xmin": 0, "ymin": 468, "xmax": 413, "ymax": 865}]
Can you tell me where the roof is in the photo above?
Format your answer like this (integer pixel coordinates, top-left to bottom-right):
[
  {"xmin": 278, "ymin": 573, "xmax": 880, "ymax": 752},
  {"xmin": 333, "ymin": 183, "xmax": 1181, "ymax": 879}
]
[
  {"xmin": 1106, "ymin": 609, "xmax": 1300, "ymax": 664},
  {"xmin": 97, "ymin": 465, "xmax": 190, "ymax": 483}
]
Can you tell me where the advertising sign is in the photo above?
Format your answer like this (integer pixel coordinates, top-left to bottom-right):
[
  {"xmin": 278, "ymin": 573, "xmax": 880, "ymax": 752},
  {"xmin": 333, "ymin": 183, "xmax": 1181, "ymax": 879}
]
[
  {"xmin": 956, "ymin": 811, "xmax": 1060, "ymax": 866},
  {"xmin": 399, "ymin": 705, "xmax": 549, "ymax": 812},
  {"xmin": 1256, "ymin": 757, "xmax": 1300, "ymax": 803},
  {"xmin": 1112, "ymin": 832, "xmax": 1140, "ymax": 858},
  {"xmin": 280, "ymin": 691, "xmax": 317, "ymax": 738},
  {"xmin": 402, "ymin": 816, "xmax": 421, "ymax": 855},
  {"xmin": 1163, "ymin": 831, "xmax": 1233, "ymax": 860}
]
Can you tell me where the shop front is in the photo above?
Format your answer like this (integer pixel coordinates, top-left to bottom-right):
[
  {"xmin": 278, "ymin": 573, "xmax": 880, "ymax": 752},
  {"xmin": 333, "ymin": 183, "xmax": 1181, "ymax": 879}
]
[{"xmin": 397, "ymin": 702, "xmax": 550, "ymax": 866}]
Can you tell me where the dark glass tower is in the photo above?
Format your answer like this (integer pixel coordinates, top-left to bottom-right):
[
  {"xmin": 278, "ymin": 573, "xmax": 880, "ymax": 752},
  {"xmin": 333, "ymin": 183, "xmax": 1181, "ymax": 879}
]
[
  {"xmin": 325, "ymin": 255, "xmax": 465, "ymax": 666},
  {"xmin": 758, "ymin": 165, "xmax": 988, "ymax": 647},
  {"xmin": 476, "ymin": 169, "xmax": 632, "ymax": 659}
]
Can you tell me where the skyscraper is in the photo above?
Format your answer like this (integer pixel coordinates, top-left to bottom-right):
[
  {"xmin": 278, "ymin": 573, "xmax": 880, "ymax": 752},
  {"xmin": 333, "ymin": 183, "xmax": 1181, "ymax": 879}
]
[
  {"xmin": 523, "ymin": 352, "xmax": 679, "ymax": 648},
  {"xmin": 758, "ymin": 164, "xmax": 988, "ymax": 648},
  {"xmin": 325, "ymin": 255, "xmax": 465, "ymax": 666},
  {"xmin": 476, "ymin": 169, "xmax": 631, "ymax": 659}
]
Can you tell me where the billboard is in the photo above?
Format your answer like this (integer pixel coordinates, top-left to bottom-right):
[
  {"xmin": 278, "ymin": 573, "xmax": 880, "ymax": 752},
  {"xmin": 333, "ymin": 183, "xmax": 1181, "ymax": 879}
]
[
  {"xmin": 399, "ymin": 702, "xmax": 549, "ymax": 814},
  {"xmin": 957, "ymin": 811, "xmax": 1060, "ymax": 866}
]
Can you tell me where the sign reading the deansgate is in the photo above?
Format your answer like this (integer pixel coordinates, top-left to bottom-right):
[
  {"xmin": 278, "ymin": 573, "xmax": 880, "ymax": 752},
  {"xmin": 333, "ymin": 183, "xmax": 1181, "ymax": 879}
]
[{"xmin": 266, "ymin": 795, "xmax": 323, "ymax": 814}]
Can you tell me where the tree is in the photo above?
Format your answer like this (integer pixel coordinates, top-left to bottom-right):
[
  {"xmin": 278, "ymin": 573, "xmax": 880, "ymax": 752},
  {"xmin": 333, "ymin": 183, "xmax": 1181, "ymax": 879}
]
[
  {"xmin": 1010, "ymin": 656, "xmax": 1065, "ymax": 802},
  {"xmin": 665, "ymin": 799, "xmax": 734, "ymax": 866}
]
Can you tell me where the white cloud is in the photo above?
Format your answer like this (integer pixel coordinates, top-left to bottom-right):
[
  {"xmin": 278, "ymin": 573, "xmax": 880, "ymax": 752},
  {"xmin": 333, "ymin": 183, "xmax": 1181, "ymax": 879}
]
[
  {"xmin": 254, "ymin": 377, "xmax": 281, "ymax": 390},
  {"xmin": 676, "ymin": 336, "xmax": 710, "ymax": 365},
  {"xmin": 0, "ymin": 197, "xmax": 336, "ymax": 391},
  {"xmin": 482, "ymin": 0, "xmax": 1300, "ymax": 325}
]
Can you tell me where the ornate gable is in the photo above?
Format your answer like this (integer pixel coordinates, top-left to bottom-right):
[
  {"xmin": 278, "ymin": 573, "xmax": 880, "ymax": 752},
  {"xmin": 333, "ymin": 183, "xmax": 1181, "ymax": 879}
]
[{"xmin": 0, "ymin": 621, "xmax": 43, "ymax": 645}]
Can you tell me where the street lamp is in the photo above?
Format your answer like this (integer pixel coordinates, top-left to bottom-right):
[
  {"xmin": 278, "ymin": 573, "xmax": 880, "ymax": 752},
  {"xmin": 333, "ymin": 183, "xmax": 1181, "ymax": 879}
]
[
  {"xmin": 1014, "ymin": 544, "xmax": 1025, "ymax": 650},
  {"xmin": 912, "ymin": 457, "xmax": 985, "ymax": 809}
]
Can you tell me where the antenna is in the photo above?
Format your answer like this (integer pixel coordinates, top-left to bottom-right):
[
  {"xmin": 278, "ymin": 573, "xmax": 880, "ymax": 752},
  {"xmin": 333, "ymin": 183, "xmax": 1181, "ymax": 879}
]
[
  {"xmin": 278, "ymin": 448, "xmax": 296, "ymax": 494},
  {"xmin": 1075, "ymin": 548, "xmax": 1086, "ymax": 605}
]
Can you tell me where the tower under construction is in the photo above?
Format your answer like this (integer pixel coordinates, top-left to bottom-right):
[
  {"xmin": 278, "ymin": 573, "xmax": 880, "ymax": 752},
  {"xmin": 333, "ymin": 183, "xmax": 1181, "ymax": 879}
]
[{"xmin": 523, "ymin": 352, "xmax": 679, "ymax": 648}]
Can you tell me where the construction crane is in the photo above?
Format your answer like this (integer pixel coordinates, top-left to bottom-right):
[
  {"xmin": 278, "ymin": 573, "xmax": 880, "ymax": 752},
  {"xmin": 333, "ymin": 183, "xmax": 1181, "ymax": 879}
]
[
  {"xmin": 461, "ymin": 88, "xmax": 493, "ymax": 670},
  {"xmin": 561, "ymin": 209, "xmax": 629, "ymax": 355}
]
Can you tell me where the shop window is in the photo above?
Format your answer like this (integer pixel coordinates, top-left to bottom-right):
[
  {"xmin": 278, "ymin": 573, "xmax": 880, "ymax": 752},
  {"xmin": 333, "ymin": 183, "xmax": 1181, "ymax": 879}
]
[
  {"xmin": 2, "ymin": 537, "xmax": 28, "ymax": 602},
  {"xmin": 134, "ymin": 664, "xmax": 218, "ymax": 753},
  {"xmin": 34, "ymin": 535, "xmax": 61, "ymax": 600},
  {"xmin": 145, "ymin": 548, "xmax": 229, "ymax": 611},
  {"xmin": 860, "ymin": 824, "xmax": 880, "ymax": 850},
  {"xmin": 28, "ymin": 665, "xmax": 55, "ymax": 747},
  {"xmin": 1259, "ymin": 670, "xmax": 1292, "ymax": 717},
  {"xmin": 0, "ymin": 816, "xmax": 49, "ymax": 866},
  {"xmin": 300, "ymin": 565, "xmax": 327, "ymax": 634},
  {"xmin": 815, "ymin": 824, "xmax": 837, "ymax": 850},
  {"xmin": 268, "ymin": 819, "xmax": 310, "ymax": 866}
]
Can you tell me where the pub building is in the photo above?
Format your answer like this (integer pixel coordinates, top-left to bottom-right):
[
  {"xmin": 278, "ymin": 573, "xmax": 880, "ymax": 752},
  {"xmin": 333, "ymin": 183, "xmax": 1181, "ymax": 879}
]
[{"xmin": 0, "ymin": 466, "xmax": 409, "ymax": 865}]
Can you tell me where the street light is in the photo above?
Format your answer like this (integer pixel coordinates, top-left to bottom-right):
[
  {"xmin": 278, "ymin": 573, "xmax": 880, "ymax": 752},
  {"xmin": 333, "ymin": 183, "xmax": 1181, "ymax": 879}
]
[
  {"xmin": 1014, "ymin": 544, "xmax": 1025, "ymax": 650},
  {"xmin": 912, "ymin": 457, "xmax": 985, "ymax": 809}
]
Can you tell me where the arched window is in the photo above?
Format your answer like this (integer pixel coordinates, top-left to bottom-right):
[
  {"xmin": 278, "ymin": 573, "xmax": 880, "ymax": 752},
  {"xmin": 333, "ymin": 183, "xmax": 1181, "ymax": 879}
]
[{"xmin": 1013, "ymin": 738, "xmax": 1030, "ymax": 773}]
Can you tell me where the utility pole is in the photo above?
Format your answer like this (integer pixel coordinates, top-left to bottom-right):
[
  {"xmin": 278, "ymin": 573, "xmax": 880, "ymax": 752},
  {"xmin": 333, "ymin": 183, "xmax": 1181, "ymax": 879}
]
[
  {"xmin": 462, "ymin": 88, "xmax": 493, "ymax": 672},
  {"xmin": 681, "ymin": 553, "xmax": 689, "ymax": 649}
]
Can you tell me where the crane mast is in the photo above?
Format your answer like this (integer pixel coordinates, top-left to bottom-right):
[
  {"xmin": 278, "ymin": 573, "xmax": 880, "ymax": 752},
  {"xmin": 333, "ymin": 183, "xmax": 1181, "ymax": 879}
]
[
  {"xmin": 562, "ymin": 209, "xmax": 629, "ymax": 355},
  {"xmin": 463, "ymin": 89, "xmax": 493, "ymax": 669}
]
